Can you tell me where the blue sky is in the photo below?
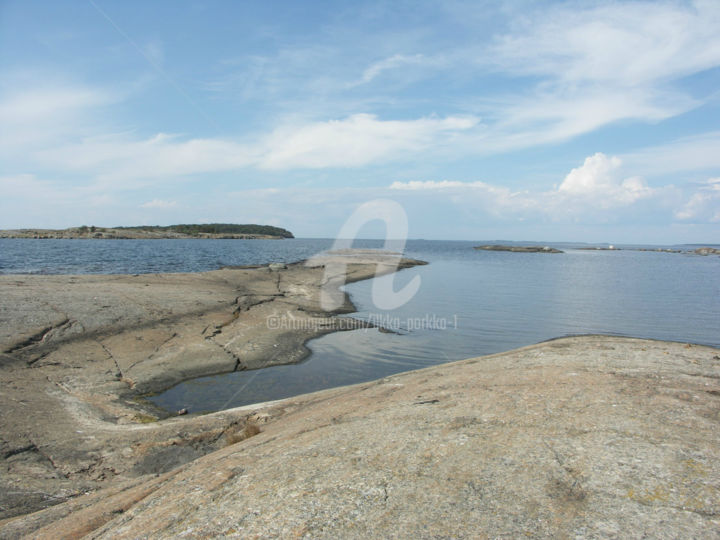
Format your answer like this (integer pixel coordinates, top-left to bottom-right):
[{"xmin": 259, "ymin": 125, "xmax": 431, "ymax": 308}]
[{"xmin": 1, "ymin": 0, "xmax": 719, "ymax": 243}]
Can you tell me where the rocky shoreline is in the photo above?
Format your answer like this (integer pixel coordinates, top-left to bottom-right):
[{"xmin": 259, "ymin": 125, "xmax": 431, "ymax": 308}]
[
  {"xmin": 0, "ymin": 251, "xmax": 425, "ymax": 521},
  {"xmin": 0, "ymin": 225, "xmax": 292, "ymax": 240},
  {"xmin": 1, "ymin": 335, "xmax": 718, "ymax": 537}
]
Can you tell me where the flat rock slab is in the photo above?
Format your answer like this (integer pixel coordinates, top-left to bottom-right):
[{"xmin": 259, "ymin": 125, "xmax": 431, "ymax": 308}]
[
  {"xmin": 3, "ymin": 336, "xmax": 718, "ymax": 538},
  {"xmin": 0, "ymin": 253, "xmax": 425, "ymax": 520}
]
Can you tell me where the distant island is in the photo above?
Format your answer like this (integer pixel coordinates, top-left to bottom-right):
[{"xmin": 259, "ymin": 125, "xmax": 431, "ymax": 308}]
[
  {"xmin": 0, "ymin": 223, "xmax": 294, "ymax": 240},
  {"xmin": 474, "ymin": 244, "xmax": 719, "ymax": 256},
  {"xmin": 475, "ymin": 244, "xmax": 563, "ymax": 253}
]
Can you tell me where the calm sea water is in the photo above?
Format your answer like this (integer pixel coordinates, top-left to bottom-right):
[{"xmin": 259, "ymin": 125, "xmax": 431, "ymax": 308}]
[{"xmin": 2, "ymin": 238, "xmax": 718, "ymax": 413}]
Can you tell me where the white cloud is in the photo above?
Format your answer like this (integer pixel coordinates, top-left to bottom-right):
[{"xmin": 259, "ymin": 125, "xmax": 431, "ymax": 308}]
[
  {"xmin": 258, "ymin": 113, "xmax": 479, "ymax": 169},
  {"xmin": 490, "ymin": 88, "xmax": 694, "ymax": 151},
  {"xmin": 389, "ymin": 180, "xmax": 489, "ymax": 190},
  {"xmin": 473, "ymin": 1, "xmax": 720, "ymax": 149},
  {"xmin": 490, "ymin": 1, "xmax": 720, "ymax": 86},
  {"xmin": 675, "ymin": 177, "xmax": 720, "ymax": 222},
  {"xmin": 0, "ymin": 84, "xmax": 116, "ymax": 151},
  {"xmin": 38, "ymin": 114, "xmax": 480, "ymax": 177},
  {"xmin": 558, "ymin": 152, "xmax": 655, "ymax": 205},
  {"xmin": 390, "ymin": 152, "xmax": 671, "ymax": 222},
  {"xmin": 0, "ymin": 87, "xmax": 109, "ymax": 123},
  {"xmin": 352, "ymin": 54, "xmax": 429, "ymax": 86},
  {"xmin": 38, "ymin": 133, "xmax": 258, "ymax": 181},
  {"xmin": 140, "ymin": 199, "xmax": 177, "ymax": 209},
  {"xmin": 559, "ymin": 153, "xmax": 622, "ymax": 194}
]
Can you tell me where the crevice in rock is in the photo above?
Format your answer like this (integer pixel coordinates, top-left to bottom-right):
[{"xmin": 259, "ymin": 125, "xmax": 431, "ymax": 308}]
[
  {"xmin": 3, "ymin": 319, "xmax": 69, "ymax": 354},
  {"xmin": 99, "ymin": 341, "xmax": 124, "ymax": 381},
  {"xmin": 26, "ymin": 351, "xmax": 51, "ymax": 366},
  {"xmin": 30, "ymin": 441, "xmax": 69, "ymax": 478},
  {"xmin": 125, "ymin": 332, "xmax": 178, "ymax": 372},
  {"xmin": 2, "ymin": 443, "xmax": 37, "ymax": 459},
  {"xmin": 206, "ymin": 336, "xmax": 243, "ymax": 371}
]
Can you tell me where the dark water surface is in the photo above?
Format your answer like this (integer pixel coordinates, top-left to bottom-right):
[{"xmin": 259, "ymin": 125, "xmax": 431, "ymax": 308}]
[
  {"xmin": 2, "ymin": 238, "xmax": 718, "ymax": 413},
  {"xmin": 0, "ymin": 237, "xmax": 336, "ymax": 274}
]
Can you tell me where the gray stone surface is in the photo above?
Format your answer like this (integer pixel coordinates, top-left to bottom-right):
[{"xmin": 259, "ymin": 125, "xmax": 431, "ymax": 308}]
[
  {"xmin": 0, "ymin": 252, "xmax": 425, "ymax": 520},
  {"xmin": 2, "ymin": 336, "xmax": 718, "ymax": 538}
]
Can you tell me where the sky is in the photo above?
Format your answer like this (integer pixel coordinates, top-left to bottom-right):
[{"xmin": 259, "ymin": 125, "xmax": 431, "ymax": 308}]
[{"xmin": 1, "ymin": 0, "xmax": 719, "ymax": 243}]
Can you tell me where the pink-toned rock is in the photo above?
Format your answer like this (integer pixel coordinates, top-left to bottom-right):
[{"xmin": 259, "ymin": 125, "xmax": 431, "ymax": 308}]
[{"xmin": 3, "ymin": 336, "xmax": 718, "ymax": 538}]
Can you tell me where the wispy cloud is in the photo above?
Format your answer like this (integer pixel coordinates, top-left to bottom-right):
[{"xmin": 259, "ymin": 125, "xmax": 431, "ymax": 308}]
[
  {"xmin": 389, "ymin": 180, "xmax": 491, "ymax": 190},
  {"xmin": 140, "ymin": 199, "xmax": 177, "ymax": 209},
  {"xmin": 350, "ymin": 53, "xmax": 430, "ymax": 87},
  {"xmin": 489, "ymin": 1, "xmax": 720, "ymax": 86},
  {"xmin": 36, "ymin": 113, "xmax": 480, "ymax": 177},
  {"xmin": 675, "ymin": 178, "xmax": 720, "ymax": 222},
  {"xmin": 2, "ymin": 1, "xmax": 718, "ymax": 241},
  {"xmin": 258, "ymin": 113, "xmax": 479, "ymax": 169},
  {"xmin": 0, "ymin": 83, "xmax": 116, "ymax": 151},
  {"xmin": 474, "ymin": 1, "xmax": 720, "ymax": 144},
  {"xmin": 0, "ymin": 87, "xmax": 110, "ymax": 123}
]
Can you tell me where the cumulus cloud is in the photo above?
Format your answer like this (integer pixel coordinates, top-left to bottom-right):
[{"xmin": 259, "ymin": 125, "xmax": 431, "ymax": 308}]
[
  {"xmin": 558, "ymin": 153, "xmax": 655, "ymax": 206},
  {"xmin": 390, "ymin": 152, "xmax": 674, "ymax": 222},
  {"xmin": 558, "ymin": 153, "xmax": 621, "ymax": 194},
  {"xmin": 389, "ymin": 153, "xmax": 658, "ymax": 209}
]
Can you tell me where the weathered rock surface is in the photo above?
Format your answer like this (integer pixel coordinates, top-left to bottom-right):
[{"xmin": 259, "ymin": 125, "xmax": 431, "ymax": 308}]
[
  {"xmin": 2, "ymin": 336, "xmax": 718, "ymax": 538},
  {"xmin": 0, "ymin": 251, "xmax": 425, "ymax": 520},
  {"xmin": 475, "ymin": 244, "xmax": 563, "ymax": 253}
]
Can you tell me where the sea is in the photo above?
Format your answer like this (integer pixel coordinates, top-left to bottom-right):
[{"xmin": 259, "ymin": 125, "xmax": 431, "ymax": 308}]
[{"xmin": 2, "ymin": 237, "xmax": 719, "ymax": 413}]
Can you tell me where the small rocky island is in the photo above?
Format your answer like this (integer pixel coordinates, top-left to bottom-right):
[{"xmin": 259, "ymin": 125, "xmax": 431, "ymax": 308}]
[
  {"xmin": 0, "ymin": 223, "xmax": 294, "ymax": 240},
  {"xmin": 695, "ymin": 247, "xmax": 720, "ymax": 256},
  {"xmin": 475, "ymin": 244, "xmax": 563, "ymax": 253}
]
